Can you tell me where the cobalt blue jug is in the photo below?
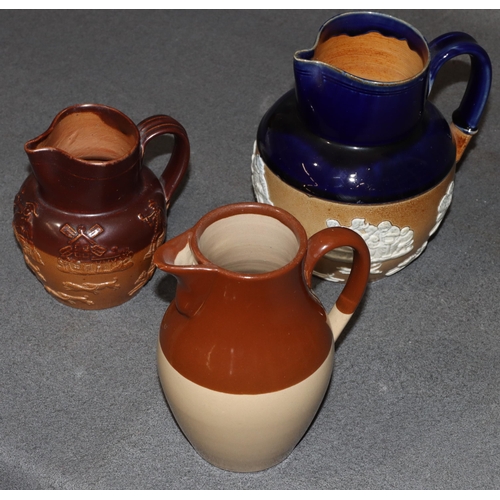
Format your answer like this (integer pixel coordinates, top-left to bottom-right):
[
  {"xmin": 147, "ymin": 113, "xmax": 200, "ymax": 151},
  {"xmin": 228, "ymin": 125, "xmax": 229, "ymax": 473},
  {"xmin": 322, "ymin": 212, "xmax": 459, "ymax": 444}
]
[{"xmin": 252, "ymin": 11, "xmax": 491, "ymax": 281}]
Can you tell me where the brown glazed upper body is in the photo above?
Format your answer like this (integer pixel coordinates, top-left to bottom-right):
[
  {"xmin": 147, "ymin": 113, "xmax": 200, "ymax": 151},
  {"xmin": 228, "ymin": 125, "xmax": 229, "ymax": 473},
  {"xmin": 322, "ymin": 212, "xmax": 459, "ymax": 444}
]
[
  {"xmin": 13, "ymin": 104, "xmax": 189, "ymax": 309},
  {"xmin": 154, "ymin": 202, "xmax": 370, "ymax": 395}
]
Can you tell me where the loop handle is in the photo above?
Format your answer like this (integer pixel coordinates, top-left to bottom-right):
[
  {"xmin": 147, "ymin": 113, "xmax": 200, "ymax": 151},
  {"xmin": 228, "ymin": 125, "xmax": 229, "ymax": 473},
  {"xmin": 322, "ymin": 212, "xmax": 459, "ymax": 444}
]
[
  {"xmin": 428, "ymin": 32, "xmax": 492, "ymax": 161},
  {"xmin": 138, "ymin": 115, "xmax": 190, "ymax": 203},
  {"xmin": 304, "ymin": 228, "xmax": 370, "ymax": 341}
]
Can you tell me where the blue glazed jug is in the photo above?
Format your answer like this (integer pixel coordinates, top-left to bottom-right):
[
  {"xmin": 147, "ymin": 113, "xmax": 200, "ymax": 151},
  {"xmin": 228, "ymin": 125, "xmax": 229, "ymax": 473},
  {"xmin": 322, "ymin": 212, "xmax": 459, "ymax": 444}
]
[{"xmin": 252, "ymin": 11, "xmax": 492, "ymax": 281}]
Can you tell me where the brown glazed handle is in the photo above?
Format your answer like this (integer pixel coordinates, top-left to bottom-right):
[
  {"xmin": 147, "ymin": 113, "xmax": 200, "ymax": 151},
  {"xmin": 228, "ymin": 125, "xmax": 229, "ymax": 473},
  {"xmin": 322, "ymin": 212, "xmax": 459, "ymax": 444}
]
[
  {"xmin": 304, "ymin": 227, "xmax": 370, "ymax": 341},
  {"xmin": 138, "ymin": 115, "xmax": 190, "ymax": 204}
]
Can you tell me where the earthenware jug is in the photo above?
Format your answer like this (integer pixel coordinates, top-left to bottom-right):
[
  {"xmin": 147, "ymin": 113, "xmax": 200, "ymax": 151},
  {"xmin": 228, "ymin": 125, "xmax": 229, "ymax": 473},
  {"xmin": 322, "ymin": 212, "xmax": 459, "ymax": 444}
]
[
  {"xmin": 154, "ymin": 202, "xmax": 370, "ymax": 472},
  {"xmin": 252, "ymin": 11, "xmax": 492, "ymax": 282},
  {"xmin": 13, "ymin": 104, "xmax": 190, "ymax": 309}
]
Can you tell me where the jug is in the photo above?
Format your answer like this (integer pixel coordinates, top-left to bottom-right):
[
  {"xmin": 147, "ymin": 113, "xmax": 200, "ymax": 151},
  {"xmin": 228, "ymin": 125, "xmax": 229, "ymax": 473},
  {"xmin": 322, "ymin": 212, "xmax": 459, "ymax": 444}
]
[
  {"xmin": 153, "ymin": 202, "xmax": 370, "ymax": 472},
  {"xmin": 252, "ymin": 11, "xmax": 492, "ymax": 282},
  {"xmin": 13, "ymin": 104, "xmax": 190, "ymax": 309}
]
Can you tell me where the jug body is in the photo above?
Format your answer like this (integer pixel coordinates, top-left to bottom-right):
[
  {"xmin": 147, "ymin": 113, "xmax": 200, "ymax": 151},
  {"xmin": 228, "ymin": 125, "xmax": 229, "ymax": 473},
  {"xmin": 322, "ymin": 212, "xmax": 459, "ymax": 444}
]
[
  {"xmin": 154, "ymin": 202, "xmax": 370, "ymax": 471},
  {"xmin": 13, "ymin": 104, "xmax": 190, "ymax": 309},
  {"xmin": 252, "ymin": 11, "xmax": 491, "ymax": 282}
]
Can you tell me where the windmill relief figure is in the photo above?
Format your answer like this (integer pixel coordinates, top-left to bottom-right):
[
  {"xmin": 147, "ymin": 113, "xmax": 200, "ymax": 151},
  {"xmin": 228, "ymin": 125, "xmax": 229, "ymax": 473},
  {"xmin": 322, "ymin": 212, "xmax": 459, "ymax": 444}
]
[{"xmin": 57, "ymin": 223, "xmax": 133, "ymax": 274}]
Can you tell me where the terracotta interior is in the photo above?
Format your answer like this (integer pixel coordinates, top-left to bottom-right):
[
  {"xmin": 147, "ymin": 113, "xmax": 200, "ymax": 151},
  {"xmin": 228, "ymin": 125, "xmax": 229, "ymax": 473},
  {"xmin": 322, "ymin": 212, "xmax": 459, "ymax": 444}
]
[
  {"xmin": 37, "ymin": 111, "xmax": 137, "ymax": 161},
  {"xmin": 313, "ymin": 32, "xmax": 425, "ymax": 82},
  {"xmin": 198, "ymin": 214, "xmax": 300, "ymax": 274}
]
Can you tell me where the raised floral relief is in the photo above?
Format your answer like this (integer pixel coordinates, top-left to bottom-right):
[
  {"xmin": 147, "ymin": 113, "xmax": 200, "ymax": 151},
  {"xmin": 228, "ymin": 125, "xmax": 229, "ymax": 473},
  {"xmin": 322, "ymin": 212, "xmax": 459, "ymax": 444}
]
[
  {"xmin": 326, "ymin": 218, "xmax": 415, "ymax": 275},
  {"xmin": 251, "ymin": 143, "xmax": 273, "ymax": 206},
  {"xmin": 430, "ymin": 181, "xmax": 454, "ymax": 236},
  {"xmin": 385, "ymin": 242, "xmax": 427, "ymax": 276}
]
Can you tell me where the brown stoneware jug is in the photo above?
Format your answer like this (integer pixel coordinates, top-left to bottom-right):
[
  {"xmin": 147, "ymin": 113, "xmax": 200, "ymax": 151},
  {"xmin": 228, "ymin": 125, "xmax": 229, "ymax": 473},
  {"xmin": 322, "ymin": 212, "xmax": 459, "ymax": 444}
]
[
  {"xmin": 153, "ymin": 202, "xmax": 370, "ymax": 472},
  {"xmin": 13, "ymin": 104, "xmax": 190, "ymax": 309}
]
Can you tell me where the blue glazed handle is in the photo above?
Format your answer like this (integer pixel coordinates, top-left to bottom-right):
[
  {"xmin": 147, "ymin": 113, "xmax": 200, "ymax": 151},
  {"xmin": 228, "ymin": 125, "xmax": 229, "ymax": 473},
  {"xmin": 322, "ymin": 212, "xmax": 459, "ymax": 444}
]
[{"xmin": 429, "ymin": 32, "xmax": 492, "ymax": 139}]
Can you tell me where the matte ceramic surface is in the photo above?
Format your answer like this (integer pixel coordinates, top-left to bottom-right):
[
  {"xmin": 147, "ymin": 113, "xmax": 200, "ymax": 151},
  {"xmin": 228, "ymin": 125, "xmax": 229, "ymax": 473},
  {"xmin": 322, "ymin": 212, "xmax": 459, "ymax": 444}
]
[
  {"xmin": 13, "ymin": 104, "xmax": 190, "ymax": 309},
  {"xmin": 253, "ymin": 11, "xmax": 491, "ymax": 281},
  {"xmin": 154, "ymin": 202, "xmax": 370, "ymax": 471},
  {"xmin": 157, "ymin": 342, "xmax": 334, "ymax": 472}
]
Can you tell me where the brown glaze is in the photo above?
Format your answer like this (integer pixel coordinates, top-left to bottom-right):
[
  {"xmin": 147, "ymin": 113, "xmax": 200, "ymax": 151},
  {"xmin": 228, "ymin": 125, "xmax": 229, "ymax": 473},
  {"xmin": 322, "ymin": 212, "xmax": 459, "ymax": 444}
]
[
  {"xmin": 14, "ymin": 104, "xmax": 190, "ymax": 309},
  {"xmin": 304, "ymin": 227, "xmax": 370, "ymax": 314},
  {"xmin": 313, "ymin": 32, "xmax": 425, "ymax": 82},
  {"xmin": 450, "ymin": 123, "xmax": 474, "ymax": 162},
  {"xmin": 154, "ymin": 203, "xmax": 370, "ymax": 395}
]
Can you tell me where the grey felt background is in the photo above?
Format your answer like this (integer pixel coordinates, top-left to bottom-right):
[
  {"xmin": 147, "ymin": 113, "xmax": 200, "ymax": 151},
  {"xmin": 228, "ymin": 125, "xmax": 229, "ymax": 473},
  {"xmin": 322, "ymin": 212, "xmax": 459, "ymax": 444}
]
[{"xmin": 0, "ymin": 10, "xmax": 498, "ymax": 489}]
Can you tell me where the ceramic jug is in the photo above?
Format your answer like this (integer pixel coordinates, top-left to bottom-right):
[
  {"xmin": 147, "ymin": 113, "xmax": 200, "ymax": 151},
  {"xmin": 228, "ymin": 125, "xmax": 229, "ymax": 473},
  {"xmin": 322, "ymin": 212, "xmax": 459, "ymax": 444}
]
[
  {"xmin": 154, "ymin": 202, "xmax": 370, "ymax": 472},
  {"xmin": 252, "ymin": 11, "xmax": 492, "ymax": 282},
  {"xmin": 13, "ymin": 104, "xmax": 190, "ymax": 309}
]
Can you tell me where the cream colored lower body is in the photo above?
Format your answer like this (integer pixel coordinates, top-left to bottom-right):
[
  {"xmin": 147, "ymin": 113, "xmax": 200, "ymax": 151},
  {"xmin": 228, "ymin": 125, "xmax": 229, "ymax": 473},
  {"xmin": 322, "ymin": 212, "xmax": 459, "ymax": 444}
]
[
  {"xmin": 157, "ymin": 341, "xmax": 334, "ymax": 472},
  {"xmin": 251, "ymin": 147, "xmax": 456, "ymax": 282}
]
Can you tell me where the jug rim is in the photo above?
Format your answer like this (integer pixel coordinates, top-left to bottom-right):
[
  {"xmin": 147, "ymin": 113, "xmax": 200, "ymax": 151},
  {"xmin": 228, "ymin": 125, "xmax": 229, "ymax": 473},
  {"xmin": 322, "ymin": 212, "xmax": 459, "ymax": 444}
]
[
  {"xmin": 294, "ymin": 10, "xmax": 431, "ymax": 87},
  {"xmin": 24, "ymin": 103, "xmax": 140, "ymax": 165},
  {"xmin": 189, "ymin": 202, "xmax": 309, "ymax": 280}
]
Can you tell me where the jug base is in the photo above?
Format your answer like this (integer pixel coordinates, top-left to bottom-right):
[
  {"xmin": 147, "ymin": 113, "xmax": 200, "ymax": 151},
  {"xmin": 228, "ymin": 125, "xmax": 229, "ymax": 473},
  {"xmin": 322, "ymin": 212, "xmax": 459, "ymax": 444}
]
[{"xmin": 157, "ymin": 340, "xmax": 334, "ymax": 472}]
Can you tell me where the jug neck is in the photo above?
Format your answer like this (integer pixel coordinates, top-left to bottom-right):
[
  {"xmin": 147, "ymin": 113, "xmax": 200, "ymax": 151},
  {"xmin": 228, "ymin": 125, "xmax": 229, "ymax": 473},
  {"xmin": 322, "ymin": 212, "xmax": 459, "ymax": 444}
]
[
  {"xmin": 25, "ymin": 105, "xmax": 142, "ymax": 212},
  {"xmin": 26, "ymin": 148, "xmax": 142, "ymax": 213},
  {"xmin": 293, "ymin": 12, "xmax": 431, "ymax": 146},
  {"xmin": 154, "ymin": 203, "xmax": 310, "ymax": 318}
]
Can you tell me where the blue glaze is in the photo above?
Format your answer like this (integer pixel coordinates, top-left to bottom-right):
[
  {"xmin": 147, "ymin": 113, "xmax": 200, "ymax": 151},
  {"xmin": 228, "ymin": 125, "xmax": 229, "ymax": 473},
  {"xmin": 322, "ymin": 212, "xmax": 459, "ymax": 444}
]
[
  {"xmin": 257, "ymin": 12, "xmax": 491, "ymax": 204},
  {"xmin": 294, "ymin": 12, "xmax": 431, "ymax": 146},
  {"xmin": 257, "ymin": 90, "xmax": 455, "ymax": 203},
  {"xmin": 428, "ymin": 32, "xmax": 492, "ymax": 132}
]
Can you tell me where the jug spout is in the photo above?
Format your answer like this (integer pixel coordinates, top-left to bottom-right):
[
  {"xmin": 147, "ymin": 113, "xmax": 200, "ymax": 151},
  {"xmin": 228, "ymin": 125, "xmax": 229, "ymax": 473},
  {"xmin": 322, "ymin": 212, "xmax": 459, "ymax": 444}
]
[{"xmin": 154, "ymin": 231, "xmax": 218, "ymax": 317}]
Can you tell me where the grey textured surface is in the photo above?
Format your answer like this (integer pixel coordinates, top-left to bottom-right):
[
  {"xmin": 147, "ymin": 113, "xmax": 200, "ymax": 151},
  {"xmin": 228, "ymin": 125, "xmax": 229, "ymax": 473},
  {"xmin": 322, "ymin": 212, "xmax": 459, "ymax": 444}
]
[{"xmin": 0, "ymin": 10, "xmax": 499, "ymax": 489}]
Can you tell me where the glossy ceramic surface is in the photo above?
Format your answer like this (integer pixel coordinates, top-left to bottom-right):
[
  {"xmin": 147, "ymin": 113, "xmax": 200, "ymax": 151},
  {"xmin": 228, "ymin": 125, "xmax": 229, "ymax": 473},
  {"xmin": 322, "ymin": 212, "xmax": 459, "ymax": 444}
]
[
  {"xmin": 13, "ymin": 104, "xmax": 190, "ymax": 309},
  {"xmin": 154, "ymin": 202, "xmax": 370, "ymax": 471},
  {"xmin": 253, "ymin": 11, "xmax": 491, "ymax": 281}
]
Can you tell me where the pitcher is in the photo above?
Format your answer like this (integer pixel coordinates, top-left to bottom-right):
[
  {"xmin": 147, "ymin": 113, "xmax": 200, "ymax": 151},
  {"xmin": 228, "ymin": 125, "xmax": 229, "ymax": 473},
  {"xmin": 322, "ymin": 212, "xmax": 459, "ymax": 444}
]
[
  {"xmin": 153, "ymin": 202, "xmax": 370, "ymax": 472},
  {"xmin": 252, "ymin": 11, "xmax": 492, "ymax": 281},
  {"xmin": 13, "ymin": 104, "xmax": 190, "ymax": 309}
]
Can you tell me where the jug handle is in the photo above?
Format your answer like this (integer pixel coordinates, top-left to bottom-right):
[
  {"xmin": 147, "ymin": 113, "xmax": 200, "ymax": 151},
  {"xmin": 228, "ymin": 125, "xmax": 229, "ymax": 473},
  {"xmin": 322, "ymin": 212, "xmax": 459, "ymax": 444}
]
[
  {"xmin": 303, "ymin": 227, "xmax": 370, "ymax": 342},
  {"xmin": 428, "ymin": 32, "xmax": 492, "ymax": 162},
  {"xmin": 138, "ymin": 115, "xmax": 190, "ymax": 204}
]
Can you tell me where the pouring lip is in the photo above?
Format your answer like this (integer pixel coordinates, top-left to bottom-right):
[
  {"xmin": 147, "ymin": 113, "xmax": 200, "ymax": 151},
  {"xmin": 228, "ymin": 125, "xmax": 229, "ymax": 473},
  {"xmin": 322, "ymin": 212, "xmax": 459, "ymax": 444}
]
[
  {"xmin": 293, "ymin": 10, "xmax": 431, "ymax": 87},
  {"xmin": 189, "ymin": 202, "xmax": 309, "ymax": 280},
  {"xmin": 24, "ymin": 103, "xmax": 140, "ymax": 165}
]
